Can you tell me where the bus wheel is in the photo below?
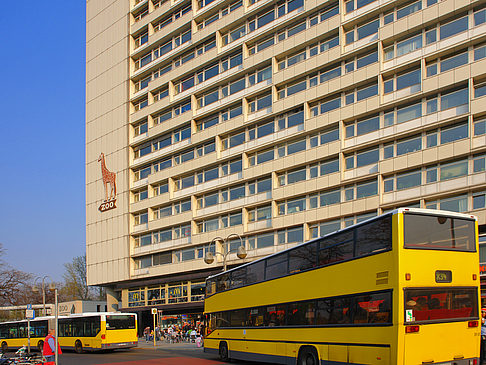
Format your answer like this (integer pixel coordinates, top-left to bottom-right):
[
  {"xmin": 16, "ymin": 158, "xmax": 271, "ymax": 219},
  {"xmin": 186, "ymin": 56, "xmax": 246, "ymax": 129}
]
[
  {"xmin": 75, "ymin": 340, "xmax": 83, "ymax": 354},
  {"xmin": 1, "ymin": 341, "xmax": 7, "ymax": 353},
  {"xmin": 219, "ymin": 341, "xmax": 229, "ymax": 362},
  {"xmin": 37, "ymin": 340, "xmax": 44, "ymax": 352},
  {"xmin": 297, "ymin": 346, "xmax": 319, "ymax": 365}
]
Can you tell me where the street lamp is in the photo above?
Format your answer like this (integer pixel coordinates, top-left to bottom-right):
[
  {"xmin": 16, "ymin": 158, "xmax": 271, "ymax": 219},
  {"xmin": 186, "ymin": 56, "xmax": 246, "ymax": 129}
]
[
  {"xmin": 32, "ymin": 277, "xmax": 58, "ymax": 365},
  {"xmin": 204, "ymin": 233, "xmax": 247, "ymax": 272},
  {"xmin": 32, "ymin": 276, "xmax": 52, "ymax": 317}
]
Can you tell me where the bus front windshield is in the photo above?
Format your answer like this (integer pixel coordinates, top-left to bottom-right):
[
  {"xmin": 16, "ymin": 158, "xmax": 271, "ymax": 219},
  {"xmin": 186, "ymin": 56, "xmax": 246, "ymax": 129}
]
[
  {"xmin": 403, "ymin": 214, "xmax": 475, "ymax": 251},
  {"xmin": 106, "ymin": 315, "xmax": 136, "ymax": 330}
]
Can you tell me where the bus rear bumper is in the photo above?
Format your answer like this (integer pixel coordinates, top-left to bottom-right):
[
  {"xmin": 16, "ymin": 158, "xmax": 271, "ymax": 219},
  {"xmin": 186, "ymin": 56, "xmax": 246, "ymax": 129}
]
[
  {"xmin": 101, "ymin": 341, "xmax": 138, "ymax": 350},
  {"xmin": 431, "ymin": 359, "xmax": 478, "ymax": 365}
]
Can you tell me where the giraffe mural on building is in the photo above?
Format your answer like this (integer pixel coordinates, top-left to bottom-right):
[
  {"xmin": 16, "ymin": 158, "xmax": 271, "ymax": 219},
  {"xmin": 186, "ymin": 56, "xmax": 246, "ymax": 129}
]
[{"xmin": 98, "ymin": 153, "xmax": 117, "ymax": 202}]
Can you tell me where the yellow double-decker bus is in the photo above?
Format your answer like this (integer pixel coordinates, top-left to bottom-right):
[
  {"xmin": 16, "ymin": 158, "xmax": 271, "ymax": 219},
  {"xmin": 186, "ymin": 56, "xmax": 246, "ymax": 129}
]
[
  {"xmin": 0, "ymin": 312, "xmax": 138, "ymax": 353},
  {"xmin": 204, "ymin": 208, "xmax": 480, "ymax": 365}
]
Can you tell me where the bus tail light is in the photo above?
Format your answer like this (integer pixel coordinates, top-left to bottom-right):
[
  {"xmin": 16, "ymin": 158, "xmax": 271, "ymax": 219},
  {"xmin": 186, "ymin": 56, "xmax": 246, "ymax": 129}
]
[
  {"xmin": 405, "ymin": 325, "xmax": 419, "ymax": 333},
  {"xmin": 468, "ymin": 321, "xmax": 479, "ymax": 328},
  {"xmin": 101, "ymin": 334, "xmax": 106, "ymax": 339},
  {"xmin": 405, "ymin": 273, "xmax": 411, "ymax": 280},
  {"xmin": 469, "ymin": 359, "xmax": 478, "ymax": 365},
  {"xmin": 473, "ymin": 274, "xmax": 477, "ymax": 280}
]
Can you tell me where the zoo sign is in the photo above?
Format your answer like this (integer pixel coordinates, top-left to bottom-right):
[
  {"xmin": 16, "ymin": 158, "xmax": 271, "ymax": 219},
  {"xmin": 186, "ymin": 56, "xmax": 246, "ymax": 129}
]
[{"xmin": 98, "ymin": 152, "xmax": 117, "ymax": 212}]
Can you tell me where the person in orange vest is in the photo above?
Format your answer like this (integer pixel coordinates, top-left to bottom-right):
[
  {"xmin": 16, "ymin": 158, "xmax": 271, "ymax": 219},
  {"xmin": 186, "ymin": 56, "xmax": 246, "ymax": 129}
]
[{"xmin": 43, "ymin": 328, "xmax": 62, "ymax": 365}]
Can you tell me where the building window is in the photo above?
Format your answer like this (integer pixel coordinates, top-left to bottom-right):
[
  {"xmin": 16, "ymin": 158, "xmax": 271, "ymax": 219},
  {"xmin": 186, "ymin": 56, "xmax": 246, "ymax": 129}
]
[
  {"xmin": 277, "ymin": 226, "xmax": 304, "ymax": 244},
  {"xmin": 134, "ymin": 120, "xmax": 148, "ymax": 136},
  {"xmin": 384, "ymin": 68, "xmax": 421, "ymax": 94},
  {"xmin": 248, "ymin": 205, "xmax": 272, "ymax": 222},
  {"xmin": 128, "ymin": 289, "xmax": 145, "ymax": 307},
  {"xmin": 473, "ymin": 154, "xmax": 485, "ymax": 173},
  {"xmin": 384, "ymin": 170, "xmax": 422, "ymax": 192},
  {"xmin": 133, "ymin": 98, "xmax": 148, "ymax": 112},
  {"xmin": 474, "ymin": 117, "xmax": 486, "ymax": 136},
  {"xmin": 134, "ymin": 189, "xmax": 148, "ymax": 202},
  {"xmin": 426, "ymin": 194, "xmax": 468, "ymax": 212},
  {"xmin": 310, "ymin": 219, "xmax": 341, "ymax": 239},
  {"xmin": 154, "ymin": 182, "xmax": 168, "ymax": 196},
  {"xmin": 134, "ymin": 31, "xmax": 148, "ymax": 48},
  {"xmin": 191, "ymin": 282, "xmax": 205, "ymax": 301},
  {"xmin": 345, "ymin": 18, "xmax": 379, "ymax": 44},
  {"xmin": 473, "ymin": 191, "xmax": 486, "ymax": 210},
  {"xmin": 134, "ymin": 212, "xmax": 148, "ymax": 225}
]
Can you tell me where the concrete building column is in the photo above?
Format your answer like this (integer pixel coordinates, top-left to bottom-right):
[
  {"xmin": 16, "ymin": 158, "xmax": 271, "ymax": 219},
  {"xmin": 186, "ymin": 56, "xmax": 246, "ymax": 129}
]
[{"xmin": 106, "ymin": 287, "xmax": 120, "ymax": 312}]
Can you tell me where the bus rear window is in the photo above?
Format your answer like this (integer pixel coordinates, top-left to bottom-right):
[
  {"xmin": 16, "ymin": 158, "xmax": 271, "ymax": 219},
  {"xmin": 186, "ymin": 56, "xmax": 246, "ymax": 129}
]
[
  {"xmin": 404, "ymin": 214, "xmax": 475, "ymax": 251},
  {"xmin": 106, "ymin": 315, "xmax": 136, "ymax": 330},
  {"xmin": 404, "ymin": 288, "xmax": 478, "ymax": 323}
]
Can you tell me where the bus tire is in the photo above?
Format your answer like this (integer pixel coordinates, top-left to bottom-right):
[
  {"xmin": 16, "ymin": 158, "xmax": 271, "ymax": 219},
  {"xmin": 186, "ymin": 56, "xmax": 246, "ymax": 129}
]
[
  {"xmin": 37, "ymin": 340, "xmax": 44, "ymax": 352},
  {"xmin": 297, "ymin": 346, "xmax": 319, "ymax": 365},
  {"xmin": 1, "ymin": 341, "xmax": 7, "ymax": 353},
  {"xmin": 75, "ymin": 340, "xmax": 83, "ymax": 354},
  {"xmin": 219, "ymin": 341, "xmax": 230, "ymax": 362}
]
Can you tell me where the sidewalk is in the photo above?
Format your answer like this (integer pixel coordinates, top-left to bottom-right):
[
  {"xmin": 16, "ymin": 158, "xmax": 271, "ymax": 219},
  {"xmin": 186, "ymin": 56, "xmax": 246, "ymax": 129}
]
[{"xmin": 137, "ymin": 338, "xmax": 204, "ymax": 351}]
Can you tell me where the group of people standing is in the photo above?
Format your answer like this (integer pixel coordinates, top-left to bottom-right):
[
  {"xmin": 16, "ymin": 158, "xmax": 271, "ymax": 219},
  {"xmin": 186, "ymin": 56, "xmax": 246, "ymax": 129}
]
[{"xmin": 143, "ymin": 323, "xmax": 205, "ymax": 346}]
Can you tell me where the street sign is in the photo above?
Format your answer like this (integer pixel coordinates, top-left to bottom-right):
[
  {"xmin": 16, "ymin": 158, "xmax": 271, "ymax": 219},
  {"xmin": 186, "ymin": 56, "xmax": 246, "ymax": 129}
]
[
  {"xmin": 151, "ymin": 308, "xmax": 157, "ymax": 315},
  {"xmin": 27, "ymin": 304, "xmax": 32, "ymax": 310},
  {"xmin": 26, "ymin": 309, "xmax": 35, "ymax": 320}
]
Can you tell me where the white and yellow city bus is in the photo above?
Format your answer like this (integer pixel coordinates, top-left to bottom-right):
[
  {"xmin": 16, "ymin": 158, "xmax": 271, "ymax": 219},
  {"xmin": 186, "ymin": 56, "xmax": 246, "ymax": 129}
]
[
  {"xmin": 0, "ymin": 312, "xmax": 138, "ymax": 353},
  {"xmin": 204, "ymin": 208, "xmax": 480, "ymax": 365}
]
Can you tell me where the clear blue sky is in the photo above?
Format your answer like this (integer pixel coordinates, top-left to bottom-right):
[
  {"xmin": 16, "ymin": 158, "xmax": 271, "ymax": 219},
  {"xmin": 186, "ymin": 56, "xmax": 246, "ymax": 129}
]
[{"xmin": 0, "ymin": 1, "xmax": 86, "ymax": 281}]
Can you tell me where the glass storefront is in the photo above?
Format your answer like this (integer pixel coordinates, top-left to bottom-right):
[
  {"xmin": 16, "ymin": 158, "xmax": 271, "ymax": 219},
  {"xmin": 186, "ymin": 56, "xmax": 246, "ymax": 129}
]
[{"xmin": 126, "ymin": 281, "xmax": 204, "ymax": 308}]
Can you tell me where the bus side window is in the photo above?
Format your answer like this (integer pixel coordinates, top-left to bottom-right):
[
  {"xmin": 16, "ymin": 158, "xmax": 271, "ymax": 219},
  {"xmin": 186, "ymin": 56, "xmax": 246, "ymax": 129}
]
[
  {"xmin": 356, "ymin": 216, "xmax": 392, "ymax": 256},
  {"xmin": 289, "ymin": 242, "xmax": 317, "ymax": 273},
  {"xmin": 0, "ymin": 324, "xmax": 7, "ymax": 339},
  {"xmin": 216, "ymin": 273, "xmax": 230, "ymax": 292},
  {"xmin": 246, "ymin": 260, "xmax": 265, "ymax": 285},
  {"xmin": 9, "ymin": 325, "xmax": 18, "ymax": 339},
  {"xmin": 319, "ymin": 231, "xmax": 354, "ymax": 266},
  {"xmin": 248, "ymin": 307, "xmax": 265, "ymax": 326},
  {"xmin": 287, "ymin": 301, "xmax": 315, "ymax": 325},
  {"xmin": 229, "ymin": 309, "xmax": 248, "ymax": 327},
  {"xmin": 354, "ymin": 292, "xmax": 391, "ymax": 324},
  {"xmin": 329, "ymin": 298, "xmax": 352, "ymax": 324},
  {"xmin": 230, "ymin": 267, "xmax": 246, "ymax": 289},
  {"xmin": 73, "ymin": 319, "xmax": 84, "ymax": 337},
  {"xmin": 264, "ymin": 304, "xmax": 287, "ymax": 326}
]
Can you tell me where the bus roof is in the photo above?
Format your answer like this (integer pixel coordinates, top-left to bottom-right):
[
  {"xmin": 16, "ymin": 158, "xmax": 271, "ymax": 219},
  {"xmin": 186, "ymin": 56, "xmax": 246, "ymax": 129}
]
[{"xmin": 206, "ymin": 207, "xmax": 477, "ymax": 281}]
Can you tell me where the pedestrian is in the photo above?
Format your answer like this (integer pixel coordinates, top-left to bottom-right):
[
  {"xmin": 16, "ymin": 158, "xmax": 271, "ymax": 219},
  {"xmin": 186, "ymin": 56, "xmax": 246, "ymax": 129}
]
[
  {"xmin": 481, "ymin": 308, "xmax": 486, "ymax": 363},
  {"xmin": 144, "ymin": 326, "xmax": 151, "ymax": 343},
  {"xmin": 43, "ymin": 328, "xmax": 62, "ymax": 365},
  {"xmin": 155, "ymin": 325, "xmax": 161, "ymax": 341},
  {"xmin": 195, "ymin": 335, "xmax": 203, "ymax": 348}
]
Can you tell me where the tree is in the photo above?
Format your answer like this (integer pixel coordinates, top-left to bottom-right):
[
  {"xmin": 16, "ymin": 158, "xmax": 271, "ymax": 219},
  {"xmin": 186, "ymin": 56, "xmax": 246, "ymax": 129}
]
[
  {"xmin": 62, "ymin": 255, "xmax": 92, "ymax": 300},
  {"xmin": 0, "ymin": 243, "xmax": 32, "ymax": 306},
  {"xmin": 60, "ymin": 254, "xmax": 106, "ymax": 301}
]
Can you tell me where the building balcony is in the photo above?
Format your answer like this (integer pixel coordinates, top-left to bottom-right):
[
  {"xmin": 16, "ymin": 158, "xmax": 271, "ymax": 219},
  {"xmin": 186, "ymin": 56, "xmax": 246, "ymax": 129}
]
[
  {"xmin": 196, "ymin": 191, "xmax": 272, "ymax": 218},
  {"xmin": 172, "ymin": 171, "xmax": 244, "ymax": 200},
  {"xmin": 132, "ymin": 236, "xmax": 191, "ymax": 257}
]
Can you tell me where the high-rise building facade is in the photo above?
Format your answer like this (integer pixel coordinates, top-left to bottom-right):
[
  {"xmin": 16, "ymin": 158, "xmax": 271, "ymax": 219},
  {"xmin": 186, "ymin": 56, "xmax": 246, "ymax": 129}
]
[{"xmin": 86, "ymin": 0, "xmax": 486, "ymax": 327}]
